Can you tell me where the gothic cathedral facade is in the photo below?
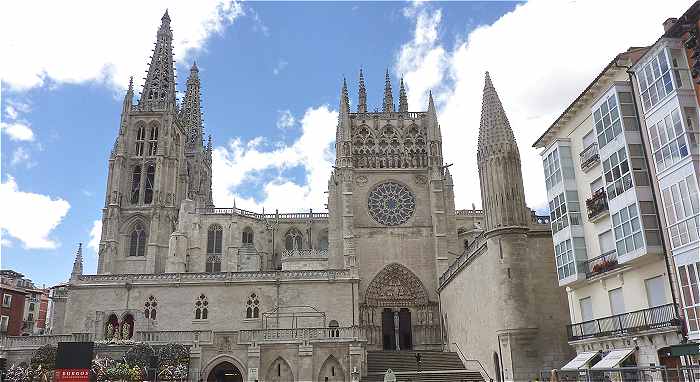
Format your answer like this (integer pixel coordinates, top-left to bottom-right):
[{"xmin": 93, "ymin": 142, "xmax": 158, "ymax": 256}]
[{"xmin": 6, "ymin": 13, "xmax": 573, "ymax": 381}]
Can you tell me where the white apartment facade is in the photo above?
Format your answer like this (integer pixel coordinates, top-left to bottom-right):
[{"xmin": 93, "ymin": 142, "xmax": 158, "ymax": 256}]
[
  {"xmin": 629, "ymin": 8, "xmax": 700, "ymax": 357},
  {"xmin": 534, "ymin": 46, "xmax": 685, "ymax": 370}
]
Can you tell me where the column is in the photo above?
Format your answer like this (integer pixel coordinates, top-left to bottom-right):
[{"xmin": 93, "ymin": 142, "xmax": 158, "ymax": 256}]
[{"xmin": 394, "ymin": 310, "xmax": 400, "ymax": 351}]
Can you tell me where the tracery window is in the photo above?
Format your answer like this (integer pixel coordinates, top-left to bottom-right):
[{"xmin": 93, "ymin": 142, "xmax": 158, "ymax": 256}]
[
  {"xmin": 135, "ymin": 125, "xmax": 146, "ymax": 156},
  {"xmin": 144, "ymin": 295, "xmax": 157, "ymax": 320},
  {"xmin": 351, "ymin": 123, "xmax": 428, "ymax": 169},
  {"xmin": 245, "ymin": 293, "xmax": 260, "ymax": 319},
  {"xmin": 148, "ymin": 125, "xmax": 158, "ymax": 156},
  {"xmin": 242, "ymin": 227, "xmax": 254, "ymax": 246},
  {"xmin": 144, "ymin": 165, "xmax": 155, "ymax": 204},
  {"xmin": 194, "ymin": 294, "xmax": 208, "ymax": 320},
  {"xmin": 285, "ymin": 228, "xmax": 303, "ymax": 250},
  {"xmin": 129, "ymin": 223, "xmax": 146, "ymax": 257},
  {"xmin": 367, "ymin": 182, "xmax": 416, "ymax": 226},
  {"xmin": 131, "ymin": 166, "xmax": 142, "ymax": 204},
  {"xmin": 206, "ymin": 224, "xmax": 223, "ymax": 273}
]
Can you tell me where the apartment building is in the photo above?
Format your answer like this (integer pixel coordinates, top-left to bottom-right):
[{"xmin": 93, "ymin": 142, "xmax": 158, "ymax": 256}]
[
  {"xmin": 0, "ymin": 270, "xmax": 50, "ymax": 336},
  {"xmin": 628, "ymin": 4, "xmax": 700, "ymax": 362},
  {"xmin": 533, "ymin": 45, "xmax": 686, "ymax": 370}
]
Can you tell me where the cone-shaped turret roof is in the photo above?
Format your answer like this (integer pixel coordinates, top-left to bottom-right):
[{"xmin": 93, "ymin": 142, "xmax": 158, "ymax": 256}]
[
  {"xmin": 71, "ymin": 243, "xmax": 83, "ymax": 280},
  {"xmin": 477, "ymin": 72, "xmax": 518, "ymax": 154}
]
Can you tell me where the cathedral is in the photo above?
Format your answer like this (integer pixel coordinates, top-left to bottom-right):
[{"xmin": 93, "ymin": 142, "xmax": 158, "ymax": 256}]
[{"xmin": 3, "ymin": 12, "xmax": 573, "ymax": 381}]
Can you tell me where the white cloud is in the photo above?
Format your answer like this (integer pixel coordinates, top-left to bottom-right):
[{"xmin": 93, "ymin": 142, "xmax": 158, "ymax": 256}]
[
  {"xmin": 276, "ymin": 110, "xmax": 296, "ymax": 130},
  {"xmin": 273, "ymin": 60, "xmax": 288, "ymax": 75},
  {"xmin": 87, "ymin": 220, "xmax": 102, "ymax": 255},
  {"xmin": 11, "ymin": 147, "xmax": 32, "ymax": 167},
  {"xmin": 396, "ymin": 0, "xmax": 690, "ymax": 210},
  {"xmin": 1, "ymin": 122, "xmax": 35, "ymax": 141},
  {"xmin": 0, "ymin": 176, "xmax": 70, "ymax": 249},
  {"xmin": 1, "ymin": 0, "xmax": 244, "ymax": 91},
  {"xmin": 212, "ymin": 105, "xmax": 337, "ymax": 211}
]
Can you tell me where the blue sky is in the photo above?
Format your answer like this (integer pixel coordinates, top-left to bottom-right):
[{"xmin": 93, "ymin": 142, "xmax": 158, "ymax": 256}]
[{"xmin": 0, "ymin": 0, "xmax": 691, "ymax": 287}]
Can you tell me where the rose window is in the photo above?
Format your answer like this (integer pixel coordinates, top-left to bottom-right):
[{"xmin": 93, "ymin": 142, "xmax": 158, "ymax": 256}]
[{"xmin": 367, "ymin": 182, "xmax": 416, "ymax": 226}]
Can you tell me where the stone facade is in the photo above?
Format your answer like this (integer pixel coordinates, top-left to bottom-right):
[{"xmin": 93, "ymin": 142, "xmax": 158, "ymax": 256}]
[{"xmin": 0, "ymin": 12, "xmax": 571, "ymax": 382}]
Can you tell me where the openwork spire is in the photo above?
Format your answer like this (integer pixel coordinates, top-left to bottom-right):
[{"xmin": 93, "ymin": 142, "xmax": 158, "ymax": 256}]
[
  {"xmin": 340, "ymin": 78, "xmax": 350, "ymax": 114},
  {"xmin": 358, "ymin": 68, "xmax": 367, "ymax": 113},
  {"xmin": 180, "ymin": 62, "xmax": 203, "ymax": 151},
  {"xmin": 399, "ymin": 77, "xmax": 408, "ymax": 112},
  {"xmin": 71, "ymin": 243, "xmax": 84, "ymax": 280},
  {"xmin": 382, "ymin": 69, "xmax": 394, "ymax": 112},
  {"xmin": 138, "ymin": 10, "xmax": 176, "ymax": 110},
  {"xmin": 477, "ymin": 71, "xmax": 528, "ymax": 230}
]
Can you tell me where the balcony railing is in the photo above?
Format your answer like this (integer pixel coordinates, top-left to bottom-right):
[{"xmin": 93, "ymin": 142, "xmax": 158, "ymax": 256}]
[
  {"xmin": 567, "ymin": 303, "xmax": 680, "ymax": 341},
  {"xmin": 582, "ymin": 250, "xmax": 619, "ymax": 278},
  {"xmin": 580, "ymin": 143, "xmax": 600, "ymax": 171},
  {"xmin": 586, "ymin": 188, "xmax": 609, "ymax": 221}
]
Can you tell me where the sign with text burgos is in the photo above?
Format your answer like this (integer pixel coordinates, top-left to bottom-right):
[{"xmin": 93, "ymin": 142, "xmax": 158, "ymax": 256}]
[
  {"xmin": 55, "ymin": 342, "xmax": 94, "ymax": 382},
  {"xmin": 54, "ymin": 369, "xmax": 90, "ymax": 382}
]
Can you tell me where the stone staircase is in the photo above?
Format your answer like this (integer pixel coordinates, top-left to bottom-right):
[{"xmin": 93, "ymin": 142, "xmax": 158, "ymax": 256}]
[{"xmin": 363, "ymin": 351, "xmax": 486, "ymax": 382}]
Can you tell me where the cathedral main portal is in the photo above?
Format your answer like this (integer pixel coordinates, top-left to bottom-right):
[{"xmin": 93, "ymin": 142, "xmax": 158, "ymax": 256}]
[{"xmin": 360, "ymin": 264, "xmax": 440, "ymax": 350}]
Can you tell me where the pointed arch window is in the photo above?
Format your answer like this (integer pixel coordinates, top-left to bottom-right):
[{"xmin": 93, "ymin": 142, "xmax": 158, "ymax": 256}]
[
  {"xmin": 206, "ymin": 224, "xmax": 223, "ymax": 272},
  {"xmin": 144, "ymin": 295, "xmax": 157, "ymax": 320},
  {"xmin": 129, "ymin": 223, "xmax": 146, "ymax": 257},
  {"xmin": 245, "ymin": 293, "xmax": 260, "ymax": 319},
  {"xmin": 144, "ymin": 165, "xmax": 155, "ymax": 204},
  {"xmin": 131, "ymin": 166, "xmax": 142, "ymax": 204},
  {"xmin": 105, "ymin": 314, "xmax": 119, "ymax": 340},
  {"xmin": 148, "ymin": 125, "xmax": 158, "ymax": 156},
  {"xmin": 135, "ymin": 125, "xmax": 146, "ymax": 156},
  {"xmin": 194, "ymin": 294, "xmax": 208, "ymax": 320},
  {"xmin": 285, "ymin": 228, "xmax": 303, "ymax": 251},
  {"xmin": 242, "ymin": 227, "xmax": 254, "ymax": 246}
]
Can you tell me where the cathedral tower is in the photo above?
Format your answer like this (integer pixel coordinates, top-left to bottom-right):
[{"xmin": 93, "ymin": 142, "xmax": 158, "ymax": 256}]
[
  {"xmin": 477, "ymin": 72, "xmax": 529, "ymax": 230},
  {"xmin": 98, "ymin": 11, "xmax": 192, "ymax": 274}
]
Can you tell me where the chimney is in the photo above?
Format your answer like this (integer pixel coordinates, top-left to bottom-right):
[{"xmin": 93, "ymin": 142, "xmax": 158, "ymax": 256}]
[{"xmin": 663, "ymin": 17, "xmax": 678, "ymax": 33}]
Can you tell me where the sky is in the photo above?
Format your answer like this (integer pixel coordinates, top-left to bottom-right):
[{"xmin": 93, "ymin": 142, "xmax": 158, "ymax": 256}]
[{"xmin": 0, "ymin": 0, "xmax": 692, "ymax": 287}]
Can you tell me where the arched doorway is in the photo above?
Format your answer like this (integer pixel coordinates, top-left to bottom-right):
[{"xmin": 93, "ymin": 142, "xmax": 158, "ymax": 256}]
[
  {"xmin": 318, "ymin": 355, "xmax": 345, "ymax": 382},
  {"xmin": 360, "ymin": 263, "xmax": 438, "ymax": 350},
  {"xmin": 207, "ymin": 361, "xmax": 243, "ymax": 382}
]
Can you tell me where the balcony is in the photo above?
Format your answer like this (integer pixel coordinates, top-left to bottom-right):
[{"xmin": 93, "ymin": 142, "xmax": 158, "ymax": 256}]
[
  {"xmin": 586, "ymin": 188, "xmax": 609, "ymax": 222},
  {"xmin": 567, "ymin": 303, "xmax": 680, "ymax": 341},
  {"xmin": 582, "ymin": 250, "xmax": 619, "ymax": 278},
  {"xmin": 580, "ymin": 143, "xmax": 600, "ymax": 171}
]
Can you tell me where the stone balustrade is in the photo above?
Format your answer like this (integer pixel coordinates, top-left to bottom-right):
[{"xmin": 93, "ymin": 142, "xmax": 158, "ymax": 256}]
[
  {"xmin": 135, "ymin": 330, "xmax": 213, "ymax": 345},
  {"xmin": 281, "ymin": 249, "xmax": 329, "ymax": 258},
  {"xmin": 238, "ymin": 326, "xmax": 363, "ymax": 344},
  {"xmin": 0, "ymin": 333, "xmax": 92, "ymax": 349},
  {"xmin": 78, "ymin": 269, "xmax": 352, "ymax": 284}
]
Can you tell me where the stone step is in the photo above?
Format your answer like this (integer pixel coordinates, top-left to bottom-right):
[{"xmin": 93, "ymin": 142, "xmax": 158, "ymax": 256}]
[
  {"xmin": 366, "ymin": 351, "xmax": 466, "ymax": 373},
  {"xmin": 362, "ymin": 370, "xmax": 485, "ymax": 382}
]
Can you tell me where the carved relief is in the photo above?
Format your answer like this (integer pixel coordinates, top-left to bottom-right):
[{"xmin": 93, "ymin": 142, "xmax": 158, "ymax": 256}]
[
  {"xmin": 355, "ymin": 175, "xmax": 368, "ymax": 185},
  {"xmin": 351, "ymin": 122, "xmax": 428, "ymax": 168},
  {"xmin": 414, "ymin": 175, "xmax": 427, "ymax": 185},
  {"xmin": 365, "ymin": 263, "xmax": 428, "ymax": 306}
]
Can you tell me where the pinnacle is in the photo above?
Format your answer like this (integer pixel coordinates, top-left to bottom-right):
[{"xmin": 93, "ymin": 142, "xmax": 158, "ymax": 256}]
[
  {"xmin": 383, "ymin": 68, "xmax": 394, "ymax": 112},
  {"xmin": 191, "ymin": 61, "xmax": 199, "ymax": 73},
  {"xmin": 162, "ymin": 9, "xmax": 170, "ymax": 23},
  {"xmin": 478, "ymin": 71, "xmax": 517, "ymax": 153},
  {"xmin": 358, "ymin": 68, "xmax": 367, "ymax": 113}
]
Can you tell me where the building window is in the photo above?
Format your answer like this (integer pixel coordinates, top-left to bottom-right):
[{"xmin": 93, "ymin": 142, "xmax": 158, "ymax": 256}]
[
  {"xmin": 2, "ymin": 294, "xmax": 11, "ymax": 308},
  {"xmin": 285, "ymin": 228, "xmax": 303, "ymax": 250},
  {"xmin": 143, "ymin": 165, "xmax": 155, "ymax": 205},
  {"xmin": 242, "ymin": 227, "xmax": 254, "ymax": 246},
  {"xmin": 28, "ymin": 303, "xmax": 35, "ymax": 312},
  {"xmin": 194, "ymin": 294, "xmax": 208, "ymax": 320},
  {"xmin": 678, "ymin": 262, "xmax": 700, "ymax": 333},
  {"xmin": 0, "ymin": 316, "xmax": 8, "ymax": 332},
  {"xmin": 594, "ymin": 93, "xmax": 622, "ymax": 148},
  {"xmin": 549, "ymin": 191, "xmax": 581, "ymax": 234},
  {"xmin": 603, "ymin": 147, "xmax": 633, "ymax": 200},
  {"xmin": 612, "ymin": 203, "xmax": 643, "ymax": 256},
  {"xmin": 129, "ymin": 223, "xmax": 147, "ymax": 257},
  {"xmin": 206, "ymin": 224, "xmax": 223, "ymax": 273},
  {"xmin": 649, "ymin": 108, "xmax": 689, "ymax": 172},
  {"xmin": 148, "ymin": 125, "xmax": 158, "ymax": 156},
  {"xmin": 328, "ymin": 320, "xmax": 340, "ymax": 338},
  {"xmin": 645, "ymin": 275, "xmax": 668, "ymax": 308},
  {"xmin": 543, "ymin": 148, "xmax": 562, "ymax": 191},
  {"xmin": 662, "ymin": 174, "xmax": 700, "ymax": 249},
  {"xmin": 131, "ymin": 166, "xmax": 141, "ymax": 204},
  {"xmin": 554, "ymin": 238, "xmax": 584, "ymax": 280},
  {"xmin": 245, "ymin": 293, "xmax": 259, "ymax": 319},
  {"xmin": 135, "ymin": 124, "xmax": 146, "ymax": 156},
  {"xmin": 608, "ymin": 288, "xmax": 625, "ymax": 315},
  {"xmin": 144, "ymin": 295, "xmax": 157, "ymax": 320},
  {"xmin": 638, "ymin": 49, "xmax": 674, "ymax": 111}
]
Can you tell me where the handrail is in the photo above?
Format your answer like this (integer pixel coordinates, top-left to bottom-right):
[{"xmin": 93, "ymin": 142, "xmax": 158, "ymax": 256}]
[
  {"xmin": 451, "ymin": 342, "xmax": 493, "ymax": 382},
  {"xmin": 567, "ymin": 303, "xmax": 679, "ymax": 341},
  {"xmin": 582, "ymin": 250, "xmax": 619, "ymax": 278}
]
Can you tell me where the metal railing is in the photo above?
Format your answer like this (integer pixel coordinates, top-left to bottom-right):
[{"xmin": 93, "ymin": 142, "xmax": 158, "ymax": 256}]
[
  {"xmin": 567, "ymin": 303, "xmax": 680, "ymax": 341},
  {"xmin": 582, "ymin": 250, "xmax": 619, "ymax": 278},
  {"xmin": 586, "ymin": 188, "xmax": 609, "ymax": 221},
  {"xmin": 542, "ymin": 365, "xmax": 700, "ymax": 382},
  {"xmin": 580, "ymin": 142, "xmax": 600, "ymax": 170},
  {"xmin": 451, "ymin": 342, "xmax": 493, "ymax": 382}
]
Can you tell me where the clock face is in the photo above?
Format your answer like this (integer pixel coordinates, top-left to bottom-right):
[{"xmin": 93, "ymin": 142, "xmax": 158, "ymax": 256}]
[{"xmin": 367, "ymin": 181, "xmax": 416, "ymax": 226}]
